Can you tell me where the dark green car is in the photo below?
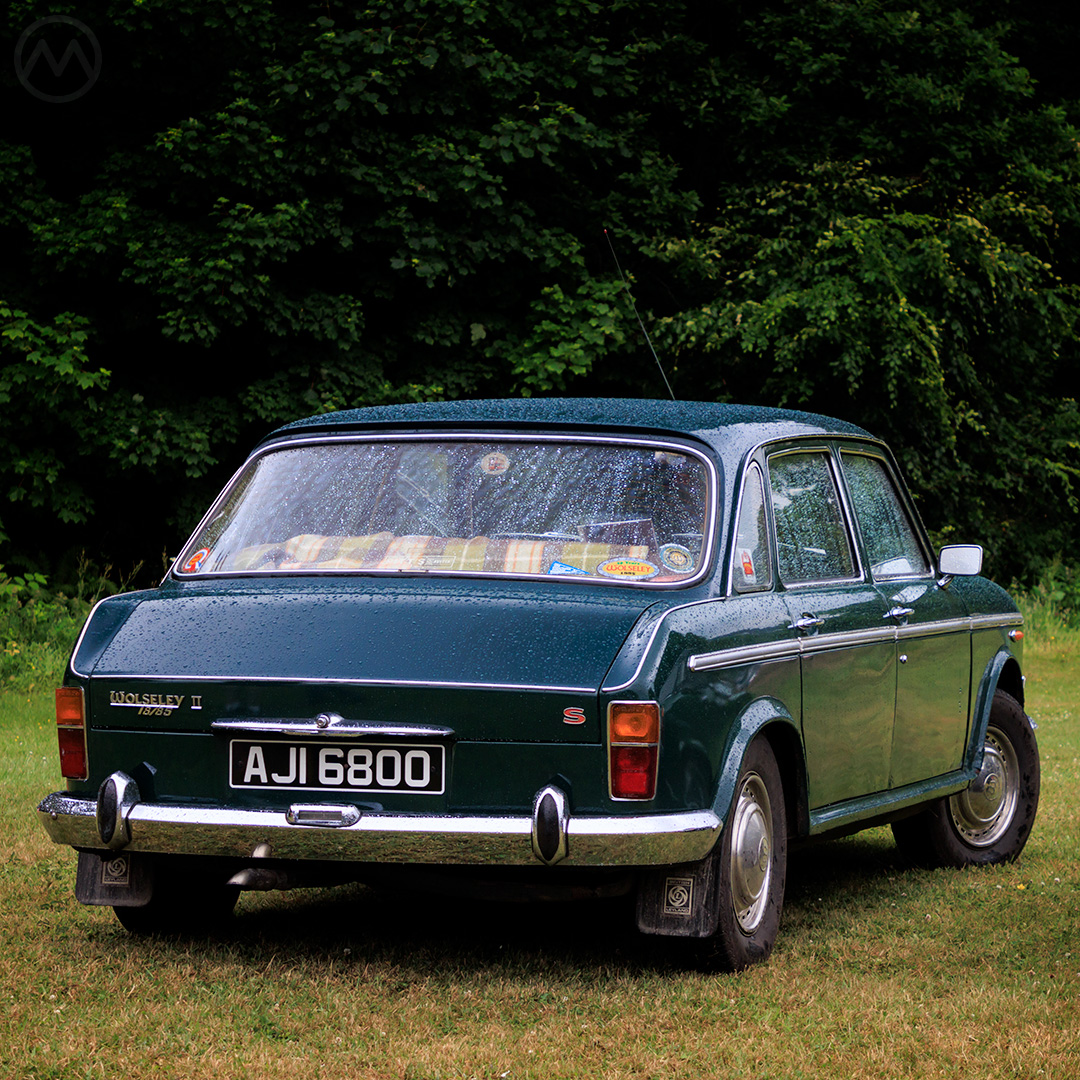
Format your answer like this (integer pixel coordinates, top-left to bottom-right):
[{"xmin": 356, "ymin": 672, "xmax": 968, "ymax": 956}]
[{"xmin": 38, "ymin": 399, "xmax": 1039, "ymax": 969}]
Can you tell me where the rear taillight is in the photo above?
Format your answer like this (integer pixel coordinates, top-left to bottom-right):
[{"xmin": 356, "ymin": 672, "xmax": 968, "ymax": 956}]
[
  {"xmin": 608, "ymin": 701, "xmax": 661, "ymax": 800},
  {"xmin": 55, "ymin": 687, "xmax": 88, "ymax": 780}
]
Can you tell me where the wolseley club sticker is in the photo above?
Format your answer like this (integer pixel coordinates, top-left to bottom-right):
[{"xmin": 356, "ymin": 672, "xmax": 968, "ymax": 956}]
[{"xmin": 596, "ymin": 557, "xmax": 659, "ymax": 580}]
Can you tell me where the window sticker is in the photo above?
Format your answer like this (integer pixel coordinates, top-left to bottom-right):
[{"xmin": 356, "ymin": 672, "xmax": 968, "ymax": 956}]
[
  {"xmin": 659, "ymin": 543, "xmax": 694, "ymax": 574},
  {"xmin": 739, "ymin": 548, "xmax": 756, "ymax": 584},
  {"xmin": 417, "ymin": 555, "xmax": 456, "ymax": 569},
  {"xmin": 548, "ymin": 561, "xmax": 590, "ymax": 576},
  {"xmin": 596, "ymin": 557, "xmax": 660, "ymax": 580},
  {"xmin": 477, "ymin": 451, "xmax": 510, "ymax": 476},
  {"xmin": 181, "ymin": 548, "xmax": 210, "ymax": 573}
]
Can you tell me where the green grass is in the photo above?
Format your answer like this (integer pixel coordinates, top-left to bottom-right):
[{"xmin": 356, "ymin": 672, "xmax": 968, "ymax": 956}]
[{"xmin": 2, "ymin": 626, "xmax": 1078, "ymax": 1079}]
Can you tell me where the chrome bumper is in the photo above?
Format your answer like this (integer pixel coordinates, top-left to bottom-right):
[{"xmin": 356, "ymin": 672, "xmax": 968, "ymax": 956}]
[{"xmin": 38, "ymin": 788, "xmax": 721, "ymax": 868}]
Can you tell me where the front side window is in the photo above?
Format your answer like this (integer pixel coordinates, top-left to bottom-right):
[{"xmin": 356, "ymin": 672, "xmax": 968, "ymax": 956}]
[
  {"xmin": 768, "ymin": 451, "xmax": 856, "ymax": 584},
  {"xmin": 840, "ymin": 453, "xmax": 930, "ymax": 579},
  {"xmin": 175, "ymin": 437, "xmax": 712, "ymax": 585}
]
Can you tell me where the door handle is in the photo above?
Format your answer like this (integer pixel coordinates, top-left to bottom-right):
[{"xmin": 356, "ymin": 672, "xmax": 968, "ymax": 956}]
[
  {"xmin": 884, "ymin": 606, "xmax": 915, "ymax": 622},
  {"xmin": 790, "ymin": 614, "xmax": 825, "ymax": 633}
]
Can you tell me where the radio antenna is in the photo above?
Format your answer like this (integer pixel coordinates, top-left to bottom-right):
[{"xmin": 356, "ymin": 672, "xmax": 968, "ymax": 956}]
[{"xmin": 604, "ymin": 228, "xmax": 676, "ymax": 401}]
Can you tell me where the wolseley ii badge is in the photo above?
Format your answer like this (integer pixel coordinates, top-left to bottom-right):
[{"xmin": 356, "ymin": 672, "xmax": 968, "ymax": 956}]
[{"xmin": 108, "ymin": 691, "xmax": 203, "ymax": 716}]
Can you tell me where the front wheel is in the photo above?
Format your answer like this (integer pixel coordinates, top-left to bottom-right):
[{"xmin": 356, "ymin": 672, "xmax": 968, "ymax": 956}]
[{"xmin": 892, "ymin": 690, "xmax": 1039, "ymax": 868}]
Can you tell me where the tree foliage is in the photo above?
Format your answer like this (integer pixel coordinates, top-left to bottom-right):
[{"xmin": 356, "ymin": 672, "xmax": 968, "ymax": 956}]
[
  {"xmin": 646, "ymin": 2, "xmax": 1080, "ymax": 579},
  {"xmin": 0, "ymin": 0, "xmax": 1077, "ymax": 582}
]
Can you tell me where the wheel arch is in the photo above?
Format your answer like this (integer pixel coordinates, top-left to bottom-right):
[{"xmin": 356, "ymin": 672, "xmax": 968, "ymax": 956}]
[
  {"xmin": 994, "ymin": 655, "xmax": 1025, "ymax": 709},
  {"xmin": 966, "ymin": 648, "xmax": 1025, "ymax": 772},
  {"xmin": 709, "ymin": 697, "xmax": 807, "ymax": 840}
]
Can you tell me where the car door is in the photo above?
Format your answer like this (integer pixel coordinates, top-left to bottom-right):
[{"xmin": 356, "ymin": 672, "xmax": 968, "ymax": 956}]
[
  {"xmin": 767, "ymin": 448, "xmax": 897, "ymax": 809},
  {"xmin": 838, "ymin": 449, "xmax": 972, "ymax": 787}
]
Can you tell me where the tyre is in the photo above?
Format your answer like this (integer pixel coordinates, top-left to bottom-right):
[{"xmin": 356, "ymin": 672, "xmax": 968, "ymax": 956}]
[
  {"xmin": 113, "ymin": 857, "xmax": 239, "ymax": 935},
  {"xmin": 892, "ymin": 690, "xmax": 1039, "ymax": 868},
  {"xmin": 699, "ymin": 736, "xmax": 787, "ymax": 972}
]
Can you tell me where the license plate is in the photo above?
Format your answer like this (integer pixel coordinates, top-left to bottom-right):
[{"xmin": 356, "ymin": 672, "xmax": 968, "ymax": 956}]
[{"xmin": 229, "ymin": 740, "xmax": 445, "ymax": 794}]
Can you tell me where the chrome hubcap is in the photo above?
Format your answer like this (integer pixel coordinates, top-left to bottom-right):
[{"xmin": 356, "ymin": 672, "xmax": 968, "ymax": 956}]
[
  {"xmin": 949, "ymin": 726, "xmax": 1019, "ymax": 846},
  {"xmin": 729, "ymin": 771, "xmax": 773, "ymax": 934}
]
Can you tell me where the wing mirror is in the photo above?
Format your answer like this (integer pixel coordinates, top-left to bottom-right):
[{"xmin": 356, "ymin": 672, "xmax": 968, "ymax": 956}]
[{"xmin": 938, "ymin": 544, "xmax": 983, "ymax": 581}]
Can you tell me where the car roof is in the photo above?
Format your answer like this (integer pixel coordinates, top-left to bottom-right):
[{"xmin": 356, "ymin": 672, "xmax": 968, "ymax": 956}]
[{"xmin": 271, "ymin": 399, "xmax": 872, "ymax": 461}]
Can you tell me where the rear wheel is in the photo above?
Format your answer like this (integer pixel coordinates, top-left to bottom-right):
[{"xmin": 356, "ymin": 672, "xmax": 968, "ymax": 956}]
[
  {"xmin": 892, "ymin": 691, "xmax": 1039, "ymax": 867},
  {"xmin": 113, "ymin": 857, "xmax": 239, "ymax": 935},
  {"xmin": 699, "ymin": 736, "xmax": 787, "ymax": 971}
]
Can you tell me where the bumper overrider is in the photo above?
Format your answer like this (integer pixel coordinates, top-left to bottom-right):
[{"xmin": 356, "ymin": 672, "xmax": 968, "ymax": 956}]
[{"xmin": 38, "ymin": 773, "xmax": 721, "ymax": 868}]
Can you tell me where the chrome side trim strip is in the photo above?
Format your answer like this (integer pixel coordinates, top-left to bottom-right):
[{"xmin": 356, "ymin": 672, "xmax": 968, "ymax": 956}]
[
  {"xmin": 38, "ymin": 792, "xmax": 721, "ymax": 868},
  {"xmin": 688, "ymin": 628, "xmax": 896, "ymax": 673},
  {"xmin": 970, "ymin": 612, "xmax": 1023, "ymax": 630},
  {"xmin": 799, "ymin": 627, "xmax": 897, "ymax": 653},
  {"xmin": 688, "ymin": 639, "xmax": 799, "ymax": 673},
  {"xmin": 688, "ymin": 613, "xmax": 1022, "ymax": 674},
  {"xmin": 895, "ymin": 617, "xmax": 970, "ymax": 641}
]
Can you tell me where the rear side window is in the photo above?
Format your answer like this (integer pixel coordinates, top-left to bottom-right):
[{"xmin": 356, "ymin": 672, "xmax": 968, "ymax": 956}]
[
  {"xmin": 840, "ymin": 453, "xmax": 930, "ymax": 579},
  {"xmin": 733, "ymin": 464, "xmax": 772, "ymax": 592},
  {"xmin": 768, "ymin": 452, "xmax": 856, "ymax": 584}
]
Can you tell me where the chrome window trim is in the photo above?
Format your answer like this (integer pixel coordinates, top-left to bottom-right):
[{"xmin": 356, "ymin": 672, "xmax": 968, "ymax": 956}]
[
  {"xmin": 837, "ymin": 447, "xmax": 935, "ymax": 582},
  {"xmin": 687, "ymin": 613, "xmax": 1021, "ymax": 673},
  {"xmin": 765, "ymin": 445, "xmax": 865, "ymax": 587},
  {"xmin": 729, "ymin": 461, "xmax": 773, "ymax": 594},
  {"xmin": 170, "ymin": 432, "xmax": 720, "ymax": 590}
]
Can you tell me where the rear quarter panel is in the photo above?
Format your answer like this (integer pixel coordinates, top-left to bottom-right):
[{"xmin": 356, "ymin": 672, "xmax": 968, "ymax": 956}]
[{"xmin": 609, "ymin": 594, "xmax": 802, "ymax": 820}]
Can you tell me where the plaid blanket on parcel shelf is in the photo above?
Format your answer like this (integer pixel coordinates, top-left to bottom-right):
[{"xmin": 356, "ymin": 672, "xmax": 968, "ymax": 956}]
[{"xmin": 230, "ymin": 533, "xmax": 649, "ymax": 574}]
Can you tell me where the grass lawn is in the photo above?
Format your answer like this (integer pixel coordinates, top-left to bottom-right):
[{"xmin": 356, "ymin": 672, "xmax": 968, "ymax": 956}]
[{"xmin": 1, "ymin": 638, "xmax": 1076, "ymax": 1080}]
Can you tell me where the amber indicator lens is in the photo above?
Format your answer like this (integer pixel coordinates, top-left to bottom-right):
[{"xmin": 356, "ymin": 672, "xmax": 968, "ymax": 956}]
[
  {"xmin": 609, "ymin": 702, "xmax": 660, "ymax": 743},
  {"xmin": 55, "ymin": 687, "xmax": 84, "ymax": 725}
]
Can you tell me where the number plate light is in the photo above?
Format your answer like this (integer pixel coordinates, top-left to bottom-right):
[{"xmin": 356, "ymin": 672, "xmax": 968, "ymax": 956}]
[{"xmin": 608, "ymin": 701, "xmax": 661, "ymax": 800}]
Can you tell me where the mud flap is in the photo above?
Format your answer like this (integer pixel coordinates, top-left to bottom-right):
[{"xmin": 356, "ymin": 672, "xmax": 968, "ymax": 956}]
[
  {"xmin": 636, "ymin": 844, "xmax": 721, "ymax": 938},
  {"xmin": 75, "ymin": 850, "xmax": 154, "ymax": 908}
]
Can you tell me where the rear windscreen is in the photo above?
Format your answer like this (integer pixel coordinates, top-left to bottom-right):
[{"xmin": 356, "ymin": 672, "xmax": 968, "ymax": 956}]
[{"xmin": 175, "ymin": 437, "xmax": 713, "ymax": 586}]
